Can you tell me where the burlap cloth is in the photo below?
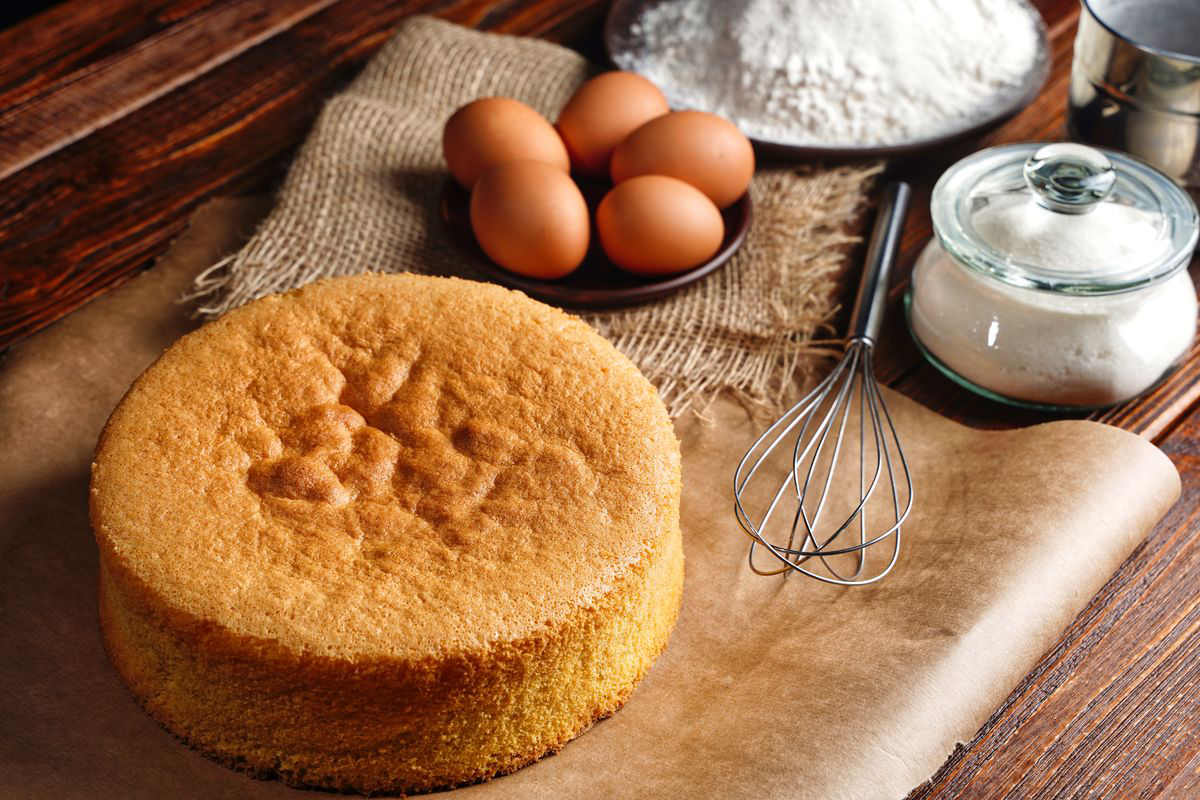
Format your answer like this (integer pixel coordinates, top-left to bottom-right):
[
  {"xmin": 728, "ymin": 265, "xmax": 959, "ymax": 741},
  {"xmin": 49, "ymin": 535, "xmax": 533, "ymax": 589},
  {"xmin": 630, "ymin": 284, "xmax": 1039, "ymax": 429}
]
[{"xmin": 187, "ymin": 15, "xmax": 881, "ymax": 417}]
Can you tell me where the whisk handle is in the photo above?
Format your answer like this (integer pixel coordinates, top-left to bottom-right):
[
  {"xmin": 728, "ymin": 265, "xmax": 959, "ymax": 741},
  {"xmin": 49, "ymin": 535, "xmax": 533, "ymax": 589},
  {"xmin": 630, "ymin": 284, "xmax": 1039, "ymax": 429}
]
[{"xmin": 847, "ymin": 181, "xmax": 912, "ymax": 347}]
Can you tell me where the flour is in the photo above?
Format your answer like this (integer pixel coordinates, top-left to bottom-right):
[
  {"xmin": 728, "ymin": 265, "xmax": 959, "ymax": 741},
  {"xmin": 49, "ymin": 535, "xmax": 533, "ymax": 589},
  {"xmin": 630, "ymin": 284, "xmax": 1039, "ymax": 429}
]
[{"xmin": 620, "ymin": 0, "xmax": 1044, "ymax": 146}]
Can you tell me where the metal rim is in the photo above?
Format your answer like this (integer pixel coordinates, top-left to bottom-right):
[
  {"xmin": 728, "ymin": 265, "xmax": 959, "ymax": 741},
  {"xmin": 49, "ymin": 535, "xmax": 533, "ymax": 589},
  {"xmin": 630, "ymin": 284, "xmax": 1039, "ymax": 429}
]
[{"xmin": 1081, "ymin": 0, "xmax": 1200, "ymax": 65}]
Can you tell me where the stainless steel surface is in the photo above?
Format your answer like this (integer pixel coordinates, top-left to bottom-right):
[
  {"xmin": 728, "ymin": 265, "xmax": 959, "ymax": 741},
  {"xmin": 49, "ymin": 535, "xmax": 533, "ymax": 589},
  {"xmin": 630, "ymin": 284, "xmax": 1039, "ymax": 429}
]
[
  {"xmin": 848, "ymin": 182, "xmax": 911, "ymax": 343},
  {"xmin": 732, "ymin": 183, "xmax": 913, "ymax": 586},
  {"xmin": 1070, "ymin": 0, "xmax": 1200, "ymax": 188}
]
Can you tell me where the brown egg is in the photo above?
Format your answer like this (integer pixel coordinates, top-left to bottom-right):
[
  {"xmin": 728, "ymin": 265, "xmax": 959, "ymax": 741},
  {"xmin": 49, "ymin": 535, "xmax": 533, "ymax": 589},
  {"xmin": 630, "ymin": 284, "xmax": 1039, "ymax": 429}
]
[
  {"xmin": 610, "ymin": 110, "xmax": 755, "ymax": 209},
  {"xmin": 443, "ymin": 98, "xmax": 570, "ymax": 189},
  {"xmin": 556, "ymin": 71, "xmax": 670, "ymax": 177},
  {"xmin": 596, "ymin": 175, "xmax": 724, "ymax": 276},
  {"xmin": 469, "ymin": 161, "xmax": 589, "ymax": 280}
]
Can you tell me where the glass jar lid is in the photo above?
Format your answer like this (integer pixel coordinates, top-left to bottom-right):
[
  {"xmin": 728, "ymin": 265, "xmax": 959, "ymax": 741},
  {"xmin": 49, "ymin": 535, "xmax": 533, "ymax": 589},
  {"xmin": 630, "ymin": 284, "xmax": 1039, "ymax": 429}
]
[{"xmin": 931, "ymin": 142, "xmax": 1199, "ymax": 294}]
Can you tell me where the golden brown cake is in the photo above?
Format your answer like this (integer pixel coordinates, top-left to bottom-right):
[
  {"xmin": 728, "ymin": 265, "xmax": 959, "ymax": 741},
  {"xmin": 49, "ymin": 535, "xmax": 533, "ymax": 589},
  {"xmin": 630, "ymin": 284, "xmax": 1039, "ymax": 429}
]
[{"xmin": 90, "ymin": 273, "xmax": 683, "ymax": 794}]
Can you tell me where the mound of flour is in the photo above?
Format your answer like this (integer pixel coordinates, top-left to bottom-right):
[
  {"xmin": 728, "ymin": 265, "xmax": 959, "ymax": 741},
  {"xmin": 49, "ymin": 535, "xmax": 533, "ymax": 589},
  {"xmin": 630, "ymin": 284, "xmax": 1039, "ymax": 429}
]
[{"xmin": 621, "ymin": 0, "xmax": 1043, "ymax": 146}]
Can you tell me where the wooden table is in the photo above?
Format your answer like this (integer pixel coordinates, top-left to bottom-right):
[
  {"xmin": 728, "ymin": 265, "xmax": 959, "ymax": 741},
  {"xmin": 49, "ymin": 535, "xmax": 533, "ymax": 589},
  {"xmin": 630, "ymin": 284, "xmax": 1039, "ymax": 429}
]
[{"xmin": 3, "ymin": 1, "xmax": 1198, "ymax": 796}]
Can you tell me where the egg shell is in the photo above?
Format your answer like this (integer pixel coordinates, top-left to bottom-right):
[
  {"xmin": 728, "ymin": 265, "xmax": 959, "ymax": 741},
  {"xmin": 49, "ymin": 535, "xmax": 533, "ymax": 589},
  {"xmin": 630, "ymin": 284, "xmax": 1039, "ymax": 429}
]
[
  {"xmin": 596, "ymin": 174, "xmax": 725, "ymax": 276},
  {"xmin": 443, "ymin": 98, "xmax": 570, "ymax": 189},
  {"xmin": 556, "ymin": 71, "xmax": 670, "ymax": 177},
  {"xmin": 469, "ymin": 160, "xmax": 590, "ymax": 280},
  {"xmin": 610, "ymin": 110, "xmax": 755, "ymax": 209}
]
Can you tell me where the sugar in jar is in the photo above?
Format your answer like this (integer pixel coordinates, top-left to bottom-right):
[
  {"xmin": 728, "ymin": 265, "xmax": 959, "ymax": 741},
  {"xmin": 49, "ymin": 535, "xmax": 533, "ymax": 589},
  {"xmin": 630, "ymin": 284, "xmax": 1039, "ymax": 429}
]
[{"xmin": 907, "ymin": 143, "xmax": 1198, "ymax": 409}]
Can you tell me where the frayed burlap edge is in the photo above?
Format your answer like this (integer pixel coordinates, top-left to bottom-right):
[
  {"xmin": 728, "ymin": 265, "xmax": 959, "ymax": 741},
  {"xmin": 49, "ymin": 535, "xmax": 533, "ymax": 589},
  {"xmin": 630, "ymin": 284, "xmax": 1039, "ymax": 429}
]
[{"xmin": 184, "ymin": 16, "xmax": 883, "ymax": 419}]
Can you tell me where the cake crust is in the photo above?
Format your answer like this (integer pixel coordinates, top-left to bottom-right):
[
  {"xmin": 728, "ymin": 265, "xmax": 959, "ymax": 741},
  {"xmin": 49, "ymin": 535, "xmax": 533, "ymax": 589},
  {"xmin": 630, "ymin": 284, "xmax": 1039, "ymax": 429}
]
[{"xmin": 91, "ymin": 274, "xmax": 683, "ymax": 793}]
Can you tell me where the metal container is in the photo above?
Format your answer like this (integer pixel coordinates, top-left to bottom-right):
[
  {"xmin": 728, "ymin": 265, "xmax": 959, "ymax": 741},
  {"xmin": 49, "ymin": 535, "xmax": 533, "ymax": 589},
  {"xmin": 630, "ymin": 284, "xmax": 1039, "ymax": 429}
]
[{"xmin": 1069, "ymin": 0, "xmax": 1200, "ymax": 188}]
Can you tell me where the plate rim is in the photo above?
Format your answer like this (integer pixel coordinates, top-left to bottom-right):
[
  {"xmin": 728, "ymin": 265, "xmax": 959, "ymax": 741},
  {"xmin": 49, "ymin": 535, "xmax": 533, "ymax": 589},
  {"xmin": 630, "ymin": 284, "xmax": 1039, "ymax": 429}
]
[{"xmin": 440, "ymin": 181, "xmax": 754, "ymax": 309}]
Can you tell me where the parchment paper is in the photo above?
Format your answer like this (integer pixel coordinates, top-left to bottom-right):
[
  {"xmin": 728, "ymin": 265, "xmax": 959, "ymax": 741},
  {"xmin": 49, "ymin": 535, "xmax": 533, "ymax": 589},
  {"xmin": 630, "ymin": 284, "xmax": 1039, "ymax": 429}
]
[{"xmin": 0, "ymin": 198, "xmax": 1181, "ymax": 800}]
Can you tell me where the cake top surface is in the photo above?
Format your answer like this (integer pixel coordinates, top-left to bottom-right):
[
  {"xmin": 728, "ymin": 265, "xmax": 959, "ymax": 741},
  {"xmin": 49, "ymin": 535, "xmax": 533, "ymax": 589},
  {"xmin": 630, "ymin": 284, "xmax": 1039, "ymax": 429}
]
[{"xmin": 91, "ymin": 274, "xmax": 679, "ymax": 662}]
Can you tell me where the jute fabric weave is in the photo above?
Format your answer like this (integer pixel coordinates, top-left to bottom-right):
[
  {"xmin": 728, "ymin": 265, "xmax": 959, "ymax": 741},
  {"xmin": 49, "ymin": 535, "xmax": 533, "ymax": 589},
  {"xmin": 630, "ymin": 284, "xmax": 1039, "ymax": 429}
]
[{"xmin": 189, "ymin": 15, "xmax": 882, "ymax": 417}]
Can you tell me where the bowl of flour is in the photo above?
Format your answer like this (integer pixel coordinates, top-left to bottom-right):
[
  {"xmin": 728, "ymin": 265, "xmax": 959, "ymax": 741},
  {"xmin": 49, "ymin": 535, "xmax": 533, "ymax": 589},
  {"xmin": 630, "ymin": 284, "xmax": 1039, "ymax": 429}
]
[{"xmin": 606, "ymin": 0, "xmax": 1050, "ymax": 155}]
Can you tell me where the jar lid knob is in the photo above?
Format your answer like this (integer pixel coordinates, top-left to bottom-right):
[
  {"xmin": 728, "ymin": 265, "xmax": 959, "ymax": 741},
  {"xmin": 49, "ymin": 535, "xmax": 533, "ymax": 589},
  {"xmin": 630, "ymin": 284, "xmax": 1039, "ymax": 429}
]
[{"xmin": 1023, "ymin": 143, "xmax": 1116, "ymax": 215}]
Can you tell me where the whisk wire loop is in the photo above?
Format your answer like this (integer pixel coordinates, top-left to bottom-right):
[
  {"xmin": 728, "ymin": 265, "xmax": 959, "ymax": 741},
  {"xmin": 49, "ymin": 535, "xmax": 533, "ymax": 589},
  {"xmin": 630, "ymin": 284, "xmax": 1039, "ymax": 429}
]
[
  {"xmin": 733, "ymin": 343, "xmax": 912, "ymax": 585},
  {"xmin": 732, "ymin": 182, "xmax": 914, "ymax": 586}
]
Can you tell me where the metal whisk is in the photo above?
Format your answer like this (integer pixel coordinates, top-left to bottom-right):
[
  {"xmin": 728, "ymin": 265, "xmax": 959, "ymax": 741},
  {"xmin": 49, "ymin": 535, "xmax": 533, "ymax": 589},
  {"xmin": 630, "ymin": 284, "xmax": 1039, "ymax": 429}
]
[{"xmin": 733, "ymin": 182, "xmax": 914, "ymax": 586}]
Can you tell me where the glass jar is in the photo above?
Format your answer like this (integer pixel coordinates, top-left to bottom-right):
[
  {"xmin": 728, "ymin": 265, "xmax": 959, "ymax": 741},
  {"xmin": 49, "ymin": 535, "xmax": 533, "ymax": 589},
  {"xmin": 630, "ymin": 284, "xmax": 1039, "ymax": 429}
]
[{"xmin": 907, "ymin": 142, "xmax": 1199, "ymax": 410}]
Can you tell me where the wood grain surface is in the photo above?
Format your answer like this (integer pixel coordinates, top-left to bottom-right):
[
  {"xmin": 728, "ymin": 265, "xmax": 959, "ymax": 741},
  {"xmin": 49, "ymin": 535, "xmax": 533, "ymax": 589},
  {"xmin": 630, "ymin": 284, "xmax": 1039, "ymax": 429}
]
[
  {"xmin": 0, "ymin": 0, "xmax": 606, "ymax": 348},
  {"xmin": 3, "ymin": 0, "xmax": 1200, "ymax": 797},
  {"xmin": 0, "ymin": 0, "xmax": 341, "ymax": 183}
]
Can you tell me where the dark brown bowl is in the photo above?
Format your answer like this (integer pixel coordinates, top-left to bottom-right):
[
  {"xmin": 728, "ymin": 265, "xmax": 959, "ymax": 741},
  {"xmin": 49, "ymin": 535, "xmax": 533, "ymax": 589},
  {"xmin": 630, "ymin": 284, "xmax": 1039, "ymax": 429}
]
[{"xmin": 440, "ymin": 177, "xmax": 752, "ymax": 309}]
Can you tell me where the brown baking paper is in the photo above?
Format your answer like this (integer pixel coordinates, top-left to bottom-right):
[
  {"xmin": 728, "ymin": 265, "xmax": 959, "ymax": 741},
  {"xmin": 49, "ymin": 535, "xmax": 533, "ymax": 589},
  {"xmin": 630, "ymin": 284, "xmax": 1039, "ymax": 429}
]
[{"xmin": 0, "ymin": 198, "xmax": 1180, "ymax": 800}]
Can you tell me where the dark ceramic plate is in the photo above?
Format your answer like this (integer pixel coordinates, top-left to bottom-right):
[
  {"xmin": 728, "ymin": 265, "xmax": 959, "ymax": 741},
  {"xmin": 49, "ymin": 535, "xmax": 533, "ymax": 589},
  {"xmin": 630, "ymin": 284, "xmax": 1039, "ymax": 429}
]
[
  {"xmin": 604, "ymin": 0, "xmax": 1051, "ymax": 160},
  {"xmin": 440, "ymin": 178, "xmax": 752, "ymax": 309}
]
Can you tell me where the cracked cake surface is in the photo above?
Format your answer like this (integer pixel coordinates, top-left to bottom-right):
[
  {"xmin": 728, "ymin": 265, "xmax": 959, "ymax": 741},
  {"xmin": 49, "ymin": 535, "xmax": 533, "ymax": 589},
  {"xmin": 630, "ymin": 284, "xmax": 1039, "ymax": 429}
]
[{"xmin": 90, "ymin": 273, "xmax": 684, "ymax": 793}]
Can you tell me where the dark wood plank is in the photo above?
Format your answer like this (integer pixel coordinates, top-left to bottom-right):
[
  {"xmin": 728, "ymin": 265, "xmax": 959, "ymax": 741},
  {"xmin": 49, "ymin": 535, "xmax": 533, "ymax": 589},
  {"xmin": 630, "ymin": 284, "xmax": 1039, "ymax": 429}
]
[
  {"xmin": 0, "ymin": 0, "xmax": 225, "ymax": 108},
  {"xmin": 0, "ymin": 0, "xmax": 605, "ymax": 348},
  {"xmin": 0, "ymin": 0, "xmax": 340, "ymax": 182}
]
